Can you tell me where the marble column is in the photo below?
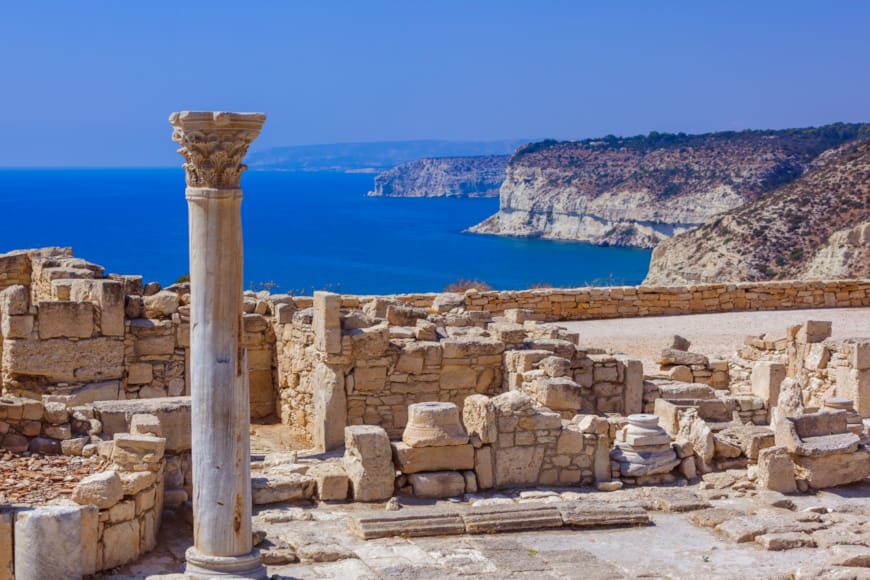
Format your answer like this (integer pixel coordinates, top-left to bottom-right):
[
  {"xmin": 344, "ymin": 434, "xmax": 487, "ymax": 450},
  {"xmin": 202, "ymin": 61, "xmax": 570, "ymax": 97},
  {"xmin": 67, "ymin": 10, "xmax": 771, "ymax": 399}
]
[{"xmin": 169, "ymin": 111, "xmax": 267, "ymax": 579}]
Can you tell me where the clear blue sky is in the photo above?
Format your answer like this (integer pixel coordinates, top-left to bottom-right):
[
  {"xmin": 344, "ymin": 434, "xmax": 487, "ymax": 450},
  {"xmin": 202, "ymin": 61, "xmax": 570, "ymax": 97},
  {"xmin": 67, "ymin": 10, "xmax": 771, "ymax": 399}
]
[{"xmin": 2, "ymin": 1, "xmax": 869, "ymax": 167}]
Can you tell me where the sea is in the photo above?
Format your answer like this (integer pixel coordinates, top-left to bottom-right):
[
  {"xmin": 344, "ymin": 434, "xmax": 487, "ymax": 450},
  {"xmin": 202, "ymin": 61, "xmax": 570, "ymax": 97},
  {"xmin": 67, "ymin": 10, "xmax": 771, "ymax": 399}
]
[{"xmin": 0, "ymin": 169, "xmax": 652, "ymax": 295}]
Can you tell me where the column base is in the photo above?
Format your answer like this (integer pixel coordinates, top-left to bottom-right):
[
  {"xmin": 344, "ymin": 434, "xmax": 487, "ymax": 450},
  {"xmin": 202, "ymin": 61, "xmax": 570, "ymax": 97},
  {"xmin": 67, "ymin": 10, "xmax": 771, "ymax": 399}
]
[{"xmin": 184, "ymin": 547, "xmax": 267, "ymax": 579}]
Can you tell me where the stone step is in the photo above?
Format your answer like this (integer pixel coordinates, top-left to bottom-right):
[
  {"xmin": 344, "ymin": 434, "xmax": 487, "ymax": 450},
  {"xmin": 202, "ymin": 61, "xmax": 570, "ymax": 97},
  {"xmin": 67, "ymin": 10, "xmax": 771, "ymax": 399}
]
[
  {"xmin": 558, "ymin": 502, "xmax": 650, "ymax": 527},
  {"xmin": 348, "ymin": 508, "xmax": 466, "ymax": 540},
  {"xmin": 461, "ymin": 503, "xmax": 564, "ymax": 534}
]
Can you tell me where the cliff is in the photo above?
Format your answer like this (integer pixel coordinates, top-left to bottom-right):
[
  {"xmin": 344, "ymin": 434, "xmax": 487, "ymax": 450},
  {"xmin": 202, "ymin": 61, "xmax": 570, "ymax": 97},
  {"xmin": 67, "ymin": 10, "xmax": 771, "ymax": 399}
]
[
  {"xmin": 368, "ymin": 155, "xmax": 509, "ymax": 198},
  {"xmin": 468, "ymin": 124, "xmax": 867, "ymax": 248},
  {"xmin": 644, "ymin": 137, "xmax": 870, "ymax": 284}
]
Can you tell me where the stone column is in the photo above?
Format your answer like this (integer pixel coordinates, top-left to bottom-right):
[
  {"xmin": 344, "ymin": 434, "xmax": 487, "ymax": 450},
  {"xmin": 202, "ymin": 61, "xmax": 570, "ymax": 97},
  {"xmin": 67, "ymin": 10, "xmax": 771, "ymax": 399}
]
[{"xmin": 169, "ymin": 111, "xmax": 267, "ymax": 579}]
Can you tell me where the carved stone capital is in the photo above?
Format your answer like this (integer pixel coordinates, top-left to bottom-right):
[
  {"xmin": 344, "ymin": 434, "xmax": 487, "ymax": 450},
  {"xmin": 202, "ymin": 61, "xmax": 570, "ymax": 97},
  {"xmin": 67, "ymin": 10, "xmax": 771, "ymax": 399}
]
[{"xmin": 169, "ymin": 111, "xmax": 266, "ymax": 189}]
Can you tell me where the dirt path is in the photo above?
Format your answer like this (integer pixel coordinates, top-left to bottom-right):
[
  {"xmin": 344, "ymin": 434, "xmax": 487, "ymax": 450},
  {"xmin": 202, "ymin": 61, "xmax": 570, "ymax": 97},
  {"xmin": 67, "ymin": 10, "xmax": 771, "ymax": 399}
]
[{"xmin": 561, "ymin": 306, "xmax": 870, "ymax": 372}]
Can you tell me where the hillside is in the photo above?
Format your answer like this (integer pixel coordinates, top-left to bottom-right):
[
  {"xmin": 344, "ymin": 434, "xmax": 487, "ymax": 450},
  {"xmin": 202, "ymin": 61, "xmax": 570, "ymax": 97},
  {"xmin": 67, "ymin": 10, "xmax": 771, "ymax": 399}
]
[
  {"xmin": 368, "ymin": 155, "xmax": 509, "ymax": 198},
  {"xmin": 645, "ymin": 137, "xmax": 870, "ymax": 284},
  {"xmin": 468, "ymin": 124, "xmax": 867, "ymax": 248},
  {"xmin": 246, "ymin": 139, "xmax": 524, "ymax": 173}
]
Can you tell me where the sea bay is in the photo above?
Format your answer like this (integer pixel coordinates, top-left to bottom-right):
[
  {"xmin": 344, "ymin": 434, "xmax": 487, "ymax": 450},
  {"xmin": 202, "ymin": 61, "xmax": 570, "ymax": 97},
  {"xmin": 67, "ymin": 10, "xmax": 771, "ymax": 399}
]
[{"xmin": 0, "ymin": 169, "xmax": 651, "ymax": 295}]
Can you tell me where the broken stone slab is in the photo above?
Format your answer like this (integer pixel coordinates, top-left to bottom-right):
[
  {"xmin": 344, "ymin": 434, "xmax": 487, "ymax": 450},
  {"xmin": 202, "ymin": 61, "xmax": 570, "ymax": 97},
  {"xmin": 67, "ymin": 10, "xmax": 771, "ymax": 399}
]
[
  {"xmin": 716, "ymin": 513, "xmax": 828, "ymax": 543},
  {"xmin": 558, "ymin": 502, "xmax": 650, "ymax": 527},
  {"xmin": 391, "ymin": 442, "xmax": 474, "ymax": 474},
  {"xmin": 755, "ymin": 531, "xmax": 816, "ymax": 551},
  {"xmin": 642, "ymin": 489, "xmax": 712, "ymax": 513},
  {"xmin": 657, "ymin": 349, "xmax": 709, "ymax": 367},
  {"xmin": 407, "ymin": 471, "xmax": 466, "ymax": 498},
  {"xmin": 347, "ymin": 507, "xmax": 466, "ymax": 540},
  {"xmin": 461, "ymin": 503, "xmax": 563, "ymax": 534},
  {"xmin": 251, "ymin": 473, "xmax": 315, "ymax": 505}
]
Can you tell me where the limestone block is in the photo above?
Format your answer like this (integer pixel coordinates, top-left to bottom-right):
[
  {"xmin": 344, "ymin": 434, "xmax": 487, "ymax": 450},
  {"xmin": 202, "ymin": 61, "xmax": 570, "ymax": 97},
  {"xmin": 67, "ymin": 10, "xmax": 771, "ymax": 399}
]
[
  {"xmin": 392, "ymin": 442, "xmax": 474, "ymax": 474},
  {"xmin": 108, "ymin": 500, "xmax": 135, "ymax": 523},
  {"xmin": 846, "ymin": 339, "xmax": 870, "ymax": 370},
  {"xmin": 3, "ymin": 337, "xmax": 124, "ymax": 384},
  {"xmin": 249, "ymin": 367, "xmax": 276, "ymax": 419},
  {"xmin": 386, "ymin": 304, "xmax": 427, "ymax": 326},
  {"xmin": 658, "ymin": 382, "xmax": 716, "ymax": 401},
  {"xmin": 494, "ymin": 445, "xmax": 545, "ymax": 487},
  {"xmin": 432, "ymin": 292, "xmax": 464, "ymax": 313},
  {"xmin": 474, "ymin": 446, "xmax": 494, "ymax": 489},
  {"xmin": 15, "ymin": 506, "xmax": 83, "ymax": 580},
  {"xmin": 111, "ymin": 433, "xmax": 165, "ymax": 469},
  {"xmin": 442, "ymin": 336, "xmax": 504, "ymax": 358},
  {"xmin": 657, "ymin": 349, "xmax": 709, "ymax": 367},
  {"xmin": 67, "ymin": 381, "xmax": 121, "ymax": 405},
  {"xmin": 119, "ymin": 471, "xmax": 156, "ymax": 495},
  {"xmin": 43, "ymin": 401, "xmax": 69, "ymax": 425},
  {"xmin": 0, "ymin": 285, "xmax": 28, "ymax": 316},
  {"xmin": 312, "ymin": 363, "xmax": 346, "ymax": 453},
  {"xmin": 492, "ymin": 390, "xmax": 534, "ymax": 414},
  {"xmin": 1, "ymin": 314, "xmax": 33, "ymax": 339},
  {"xmin": 344, "ymin": 425, "xmax": 394, "ymax": 501},
  {"xmin": 797, "ymin": 320, "xmax": 832, "ymax": 344},
  {"xmin": 314, "ymin": 291, "xmax": 341, "ymax": 354},
  {"xmin": 531, "ymin": 377, "xmax": 583, "ymax": 411},
  {"xmin": 669, "ymin": 365, "xmax": 693, "ymax": 383},
  {"xmin": 134, "ymin": 485, "xmax": 156, "ymax": 514},
  {"xmin": 538, "ymin": 356, "xmax": 571, "ymax": 378},
  {"xmin": 102, "ymin": 519, "xmax": 140, "ymax": 570},
  {"xmin": 751, "ymin": 361, "xmax": 786, "ymax": 410},
  {"xmin": 142, "ymin": 290, "xmax": 179, "ymax": 318},
  {"xmin": 73, "ymin": 470, "xmax": 123, "ymax": 509},
  {"xmin": 757, "ymin": 446, "xmax": 797, "ymax": 493},
  {"xmin": 38, "ymin": 301, "xmax": 95, "ymax": 339},
  {"xmin": 462, "ymin": 394, "xmax": 497, "ymax": 444},
  {"xmin": 668, "ymin": 335, "xmax": 691, "ymax": 352},
  {"xmin": 794, "ymin": 447, "xmax": 870, "ymax": 488},
  {"xmin": 408, "ymin": 471, "xmax": 466, "ymax": 498},
  {"xmin": 353, "ymin": 366, "xmax": 387, "ymax": 393},
  {"xmin": 461, "ymin": 503, "xmax": 562, "ymax": 534},
  {"xmin": 504, "ymin": 308, "xmax": 535, "ymax": 324},
  {"xmin": 619, "ymin": 356, "xmax": 644, "ymax": 416},
  {"xmin": 65, "ymin": 279, "xmax": 125, "ymax": 337},
  {"xmin": 127, "ymin": 363, "xmax": 153, "ymax": 385},
  {"xmin": 403, "ymin": 402, "xmax": 468, "ymax": 447},
  {"xmin": 307, "ymin": 463, "xmax": 349, "ymax": 501},
  {"xmin": 348, "ymin": 509, "xmax": 466, "ymax": 540},
  {"xmin": 252, "ymin": 473, "xmax": 316, "ymax": 504},
  {"xmin": 130, "ymin": 413, "xmax": 163, "ymax": 437},
  {"xmin": 0, "ymin": 510, "xmax": 12, "ymax": 580},
  {"xmin": 94, "ymin": 398, "xmax": 190, "ymax": 453}
]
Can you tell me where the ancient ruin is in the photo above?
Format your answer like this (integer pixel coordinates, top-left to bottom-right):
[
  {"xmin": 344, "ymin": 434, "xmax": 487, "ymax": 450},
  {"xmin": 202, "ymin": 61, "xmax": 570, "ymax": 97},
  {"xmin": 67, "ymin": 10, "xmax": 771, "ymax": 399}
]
[{"xmin": 0, "ymin": 118, "xmax": 869, "ymax": 578}]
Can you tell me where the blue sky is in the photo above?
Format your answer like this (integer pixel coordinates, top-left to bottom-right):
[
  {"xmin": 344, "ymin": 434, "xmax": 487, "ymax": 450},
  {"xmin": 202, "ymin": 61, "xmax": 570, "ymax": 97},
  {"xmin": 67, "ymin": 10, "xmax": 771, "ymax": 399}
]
[{"xmin": 2, "ymin": 1, "xmax": 869, "ymax": 167}]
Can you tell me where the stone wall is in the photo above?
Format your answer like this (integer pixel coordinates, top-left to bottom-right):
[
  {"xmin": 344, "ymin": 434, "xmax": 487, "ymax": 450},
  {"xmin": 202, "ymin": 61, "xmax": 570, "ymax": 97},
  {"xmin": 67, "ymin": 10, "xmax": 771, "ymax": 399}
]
[{"xmin": 276, "ymin": 294, "xmax": 644, "ymax": 450}]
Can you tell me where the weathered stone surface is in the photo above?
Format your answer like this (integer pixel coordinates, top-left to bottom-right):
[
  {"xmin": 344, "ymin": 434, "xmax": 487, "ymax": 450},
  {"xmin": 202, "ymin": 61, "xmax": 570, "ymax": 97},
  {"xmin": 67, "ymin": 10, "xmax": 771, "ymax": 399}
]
[
  {"xmin": 252, "ymin": 473, "xmax": 315, "ymax": 504},
  {"xmin": 348, "ymin": 508, "xmax": 466, "ymax": 540},
  {"xmin": 494, "ymin": 445, "xmax": 545, "ymax": 487},
  {"xmin": 462, "ymin": 503, "xmax": 563, "ymax": 534},
  {"xmin": 344, "ymin": 425, "xmax": 394, "ymax": 502},
  {"xmin": 312, "ymin": 362, "xmax": 346, "ymax": 453},
  {"xmin": 757, "ymin": 446, "xmax": 797, "ymax": 493},
  {"xmin": 530, "ymin": 376, "xmax": 584, "ymax": 411},
  {"xmin": 314, "ymin": 291, "xmax": 341, "ymax": 354},
  {"xmin": 657, "ymin": 382, "xmax": 716, "ymax": 401},
  {"xmin": 307, "ymin": 463, "xmax": 349, "ymax": 501},
  {"xmin": 14, "ymin": 506, "xmax": 83, "ymax": 580},
  {"xmin": 474, "ymin": 446, "xmax": 494, "ymax": 489},
  {"xmin": 462, "ymin": 394, "xmax": 497, "ymax": 444},
  {"xmin": 38, "ymin": 301, "xmax": 95, "ymax": 339},
  {"xmin": 658, "ymin": 349, "xmax": 709, "ymax": 367},
  {"xmin": 408, "ymin": 471, "xmax": 466, "ymax": 498},
  {"xmin": 668, "ymin": 335, "xmax": 691, "ymax": 351},
  {"xmin": 793, "ymin": 447, "xmax": 870, "ymax": 488},
  {"xmin": 72, "ymin": 470, "xmax": 123, "ymax": 509},
  {"xmin": 142, "ymin": 290, "xmax": 179, "ymax": 318},
  {"xmin": 751, "ymin": 361, "xmax": 786, "ymax": 410},
  {"xmin": 3, "ymin": 337, "xmax": 124, "ymax": 384},
  {"xmin": 392, "ymin": 442, "xmax": 474, "ymax": 474},
  {"xmin": 755, "ymin": 531, "xmax": 816, "ymax": 550},
  {"xmin": 668, "ymin": 365, "xmax": 694, "ymax": 383},
  {"xmin": 102, "ymin": 519, "xmax": 140, "ymax": 569},
  {"xmin": 130, "ymin": 413, "xmax": 162, "ymax": 437},
  {"xmin": 0, "ymin": 510, "xmax": 12, "ymax": 580},
  {"xmin": 402, "ymin": 402, "xmax": 468, "ymax": 448},
  {"xmin": 111, "ymin": 433, "xmax": 165, "ymax": 469},
  {"xmin": 797, "ymin": 320, "xmax": 832, "ymax": 344},
  {"xmin": 558, "ymin": 502, "xmax": 650, "ymax": 527},
  {"xmin": 94, "ymin": 397, "xmax": 190, "ymax": 453}
]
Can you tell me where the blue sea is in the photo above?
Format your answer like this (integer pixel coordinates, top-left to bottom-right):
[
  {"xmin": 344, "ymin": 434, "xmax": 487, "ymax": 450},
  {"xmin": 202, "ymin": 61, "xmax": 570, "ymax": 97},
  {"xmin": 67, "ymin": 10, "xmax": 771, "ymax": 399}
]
[{"xmin": 0, "ymin": 169, "xmax": 651, "ymax": 295}]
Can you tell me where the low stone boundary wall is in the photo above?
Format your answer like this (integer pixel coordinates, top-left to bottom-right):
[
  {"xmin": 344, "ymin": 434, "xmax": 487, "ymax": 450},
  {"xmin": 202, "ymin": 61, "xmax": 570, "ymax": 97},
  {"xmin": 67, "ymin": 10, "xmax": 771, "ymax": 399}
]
[{"xmin": 339, "ymin": 279, "xmax": 870, "ymax": 322}]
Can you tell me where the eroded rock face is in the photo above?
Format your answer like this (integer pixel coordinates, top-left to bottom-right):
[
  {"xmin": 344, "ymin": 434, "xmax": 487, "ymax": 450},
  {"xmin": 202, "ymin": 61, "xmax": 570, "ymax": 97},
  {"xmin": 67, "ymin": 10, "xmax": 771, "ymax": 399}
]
[
  {"xmin": 469, "ymin": 125, "xmax": 865, "ymax": 249},
  {"xmin": 370, "ymin": 156, "xmax": 508, "ymax": 198},
  {"xmin": 645, "ymin": 137, "xmax": 870, "ymax": 284}
]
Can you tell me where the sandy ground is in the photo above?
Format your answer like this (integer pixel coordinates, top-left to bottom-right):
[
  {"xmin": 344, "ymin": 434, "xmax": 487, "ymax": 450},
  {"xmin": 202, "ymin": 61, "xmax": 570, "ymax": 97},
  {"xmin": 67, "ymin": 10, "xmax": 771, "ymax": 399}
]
[{"xmin": 561, "ymin": 307, "xmax": 870, "ymax": 374}]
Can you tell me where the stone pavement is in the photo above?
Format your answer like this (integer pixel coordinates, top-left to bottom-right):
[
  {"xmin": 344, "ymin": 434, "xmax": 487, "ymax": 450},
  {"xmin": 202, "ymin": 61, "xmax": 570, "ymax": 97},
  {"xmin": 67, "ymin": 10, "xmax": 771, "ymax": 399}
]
[{"xmin": 102, "ymin": 480, "xmax": 870, "ymax": 579}]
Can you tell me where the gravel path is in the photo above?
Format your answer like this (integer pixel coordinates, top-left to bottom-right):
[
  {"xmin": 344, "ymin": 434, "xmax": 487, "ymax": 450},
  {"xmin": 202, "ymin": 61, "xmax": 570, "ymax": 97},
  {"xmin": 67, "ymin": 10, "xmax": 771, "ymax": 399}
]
[{"xmin": 561, "ymin": 306, "xmax": 870, "ymax": 372}]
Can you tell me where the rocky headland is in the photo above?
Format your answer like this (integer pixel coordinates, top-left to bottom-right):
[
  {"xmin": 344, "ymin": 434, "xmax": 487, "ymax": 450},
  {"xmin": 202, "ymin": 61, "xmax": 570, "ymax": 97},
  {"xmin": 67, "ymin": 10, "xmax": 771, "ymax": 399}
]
[
  {"xmin": 468, "ymin": 124, "xmax": 867, "ymax": 248},
  {"xmin": 368, "ymin": 155, "xmax": 509, "ymax": 198},
  {"xmin": 645, "ymin": 137, "xmax": 870, "ymax": 284}
]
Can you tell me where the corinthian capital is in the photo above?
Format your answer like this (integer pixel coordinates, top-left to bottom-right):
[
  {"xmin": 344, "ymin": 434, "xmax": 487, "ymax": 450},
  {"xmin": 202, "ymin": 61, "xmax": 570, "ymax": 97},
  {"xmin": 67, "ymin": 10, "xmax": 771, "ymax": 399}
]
[{"xmin": 169, "ymin": 111, "xmax": 266, "ymax": 188}]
